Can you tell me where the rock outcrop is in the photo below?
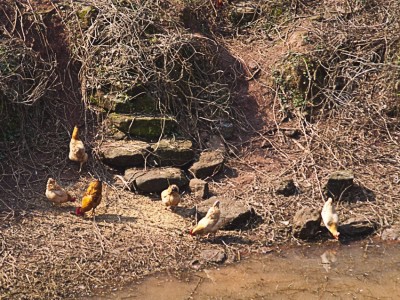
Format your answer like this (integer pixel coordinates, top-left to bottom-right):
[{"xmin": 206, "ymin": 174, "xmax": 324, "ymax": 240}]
[
  {"xmin": 339, "ymin": 217, "xmax": 377, "ymax": 237},
  {"xmin": 326, "ymin": 170, "xmax": 354, "ymax": 199},
  {"xmin": 189, "ymin": 151, "xmax": 224, "ymax": 179},
  {"xmin": 292, "ymin": 207, "xmax": 322, "ymax": 240}
]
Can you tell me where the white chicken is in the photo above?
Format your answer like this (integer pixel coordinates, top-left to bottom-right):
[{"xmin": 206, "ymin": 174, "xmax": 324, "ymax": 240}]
[
  {"xmin": 190, "ymin": 200, "xmax": 221, "ymax": 238},
  {"xmin": 321, "ymin": 198, "xmax": 340, "ymax": 240}
]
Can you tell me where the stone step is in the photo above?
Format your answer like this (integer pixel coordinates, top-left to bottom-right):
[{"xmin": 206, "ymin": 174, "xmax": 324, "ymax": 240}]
[
  {"xmin": 109, "ymin": 113, "xmax": 177, "ymax": 140},
  {"xmin": 99, "ymin": 140, "xmax": 152, "ymax": 169},
  {"xmin": 150, "ymin": 139, "xmax": 195, "ymax": 167},
  {"xmin": 90, "ymin": 90, "xmax": 158, "ymax": 114},
  {"xmin": 124, "ymin": 167, "xmax": 189, "ymax": 193},
  {"xmin": 99, "ymin": 138, "xmax": 195, "ymax": 169}
]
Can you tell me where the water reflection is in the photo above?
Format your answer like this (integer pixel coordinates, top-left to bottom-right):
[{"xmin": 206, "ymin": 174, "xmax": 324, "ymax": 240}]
[{"xmin": 320, "ymin": 249, "xmax": 337, "ymax": 272}]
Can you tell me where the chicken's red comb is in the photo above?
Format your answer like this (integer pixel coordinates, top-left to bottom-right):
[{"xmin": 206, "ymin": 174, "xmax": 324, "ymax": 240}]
[{"xmin": 75, "ymin": 207, "xmax": 83, "ymax": 216}]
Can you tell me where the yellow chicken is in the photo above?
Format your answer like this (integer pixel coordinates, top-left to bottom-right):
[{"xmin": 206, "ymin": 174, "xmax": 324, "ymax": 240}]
[
  {"xmin": 161, "ymin": 184, "xmax": 181, "ymax": 209},
  {"xmin": 75, "ymin": 180, "xmax": 102, "ymax": 217},
  {"xmin": 68, "ymin": 125, "xmax": 88, "ymax": 172},
  {"xmin": 190, "ymin": 200, "xmax": 221, "ymax": 237},
  {"xmin": 321, "ymin": 198, "xmax": 340, "ymax": 240},
  {"xmin": 45, "ymin": 178, "xmax": 76, "ymax": 204}
]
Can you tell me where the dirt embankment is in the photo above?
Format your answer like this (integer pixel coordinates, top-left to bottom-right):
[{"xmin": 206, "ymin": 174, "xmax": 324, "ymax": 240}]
[{"xmin": 0, "ymin": 0, "xmax": 400, "ymax": 299}]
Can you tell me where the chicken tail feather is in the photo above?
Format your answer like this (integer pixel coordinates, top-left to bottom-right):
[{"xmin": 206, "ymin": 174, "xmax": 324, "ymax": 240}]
[{"xmin": 72, "ymin": 126, "xmax": 79, "ymax": 140}]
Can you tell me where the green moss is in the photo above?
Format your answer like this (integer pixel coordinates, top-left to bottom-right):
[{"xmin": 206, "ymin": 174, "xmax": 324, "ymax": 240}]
[
  {"xmin": 273, "ymin": 53, "xmax": 326, "ymax": 113},
  {"xmin": 260, "ymin": 1, "xmax": 292, "ymax": 32},
  {"xmin": 76, "ymin": 6, "xmax": 98, "ymax": 29},
  {"xmin": 89, "ymin": 90, "xmax": 157, "ymax": 114},
  {"xmin": 109, "ymin": 113, "xmax": 177, "ymax": 140}
]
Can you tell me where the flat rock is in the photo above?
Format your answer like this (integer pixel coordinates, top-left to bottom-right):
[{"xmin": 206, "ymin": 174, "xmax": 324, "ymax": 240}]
[
  {"xmin": 150, "ymin": 139, "xmax": 195, "ymax": 167},
  {"xmin": 200, "ymin": 249, "xmax": 226, "ymax": 264},
  {"xmin": 326, "ymin": 170, "xmax": 354, "ymax": 199},
  {"xmin": 189, "ymin": 151, "xmax": 224, "ymax": 179},
  {"xmin": 124, "ymin": 168, "xmax": 143, "ymax": 183},
  {"xmin": 292, "ymin": 207, "xmax": 322, "ymax": 240},
  {"xmin": 276, "ymin": 179, "xmax": 297, "ymax": 196},
  {"xmin": 189, "ymin": 178, "xmax": 209, "ymax": 199},
  {"xmin": 195, "ymin": 197, "xmax": 255, "ymax": 230},
  {"xmin": 125, "ymin": 167, "xmax": 189, "ymax": 193},
  {"xmin": 103, "ymin": 125, "xmax": 126, "ymax": 141},
  {"xmin": 99, "ymin": 140, "xmax": 151, "ymax": 169},
  {"xmin": 109, "ymin": 113, "xmax": 177, "ymax": 140},
  {"xmin": 339, "ymin": 217, "xmax": 376, "ymax": 237},
  {"xmin": 381, "ymin": 225, "xmax": 400, "ymax": 241},
  {"xmin": 190, "ymin": 249, "xmax": 227, "ymax": 270}
]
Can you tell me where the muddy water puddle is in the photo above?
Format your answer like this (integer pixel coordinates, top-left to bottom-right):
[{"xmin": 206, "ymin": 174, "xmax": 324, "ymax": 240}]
[{"xmin": 90, "ymin": 242, "xmax": 400, "ymax": 299}]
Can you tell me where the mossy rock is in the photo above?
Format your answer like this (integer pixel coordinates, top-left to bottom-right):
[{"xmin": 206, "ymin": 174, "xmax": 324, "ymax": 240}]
[
  {"xmin": 89, "ymin": 91, "xmax": 157, "ymax": 114},
  {"xmin": 109, "ymin": 113, "xmax": 177, "ymax": 140},
  {"xmin": 130, "ymin": 93, "xmax": 158, "ymax": 113}
]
